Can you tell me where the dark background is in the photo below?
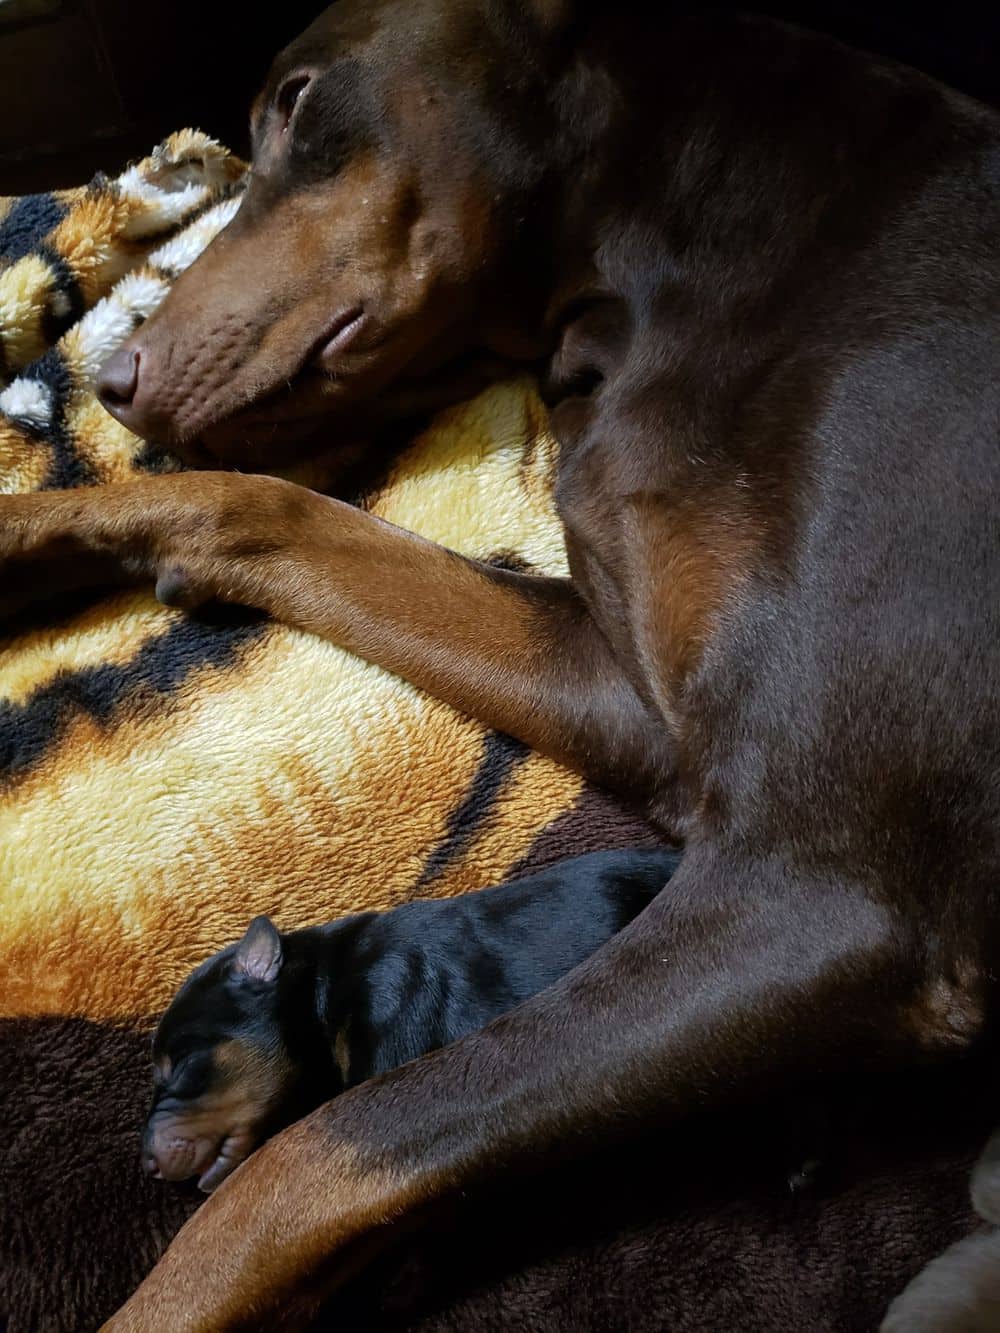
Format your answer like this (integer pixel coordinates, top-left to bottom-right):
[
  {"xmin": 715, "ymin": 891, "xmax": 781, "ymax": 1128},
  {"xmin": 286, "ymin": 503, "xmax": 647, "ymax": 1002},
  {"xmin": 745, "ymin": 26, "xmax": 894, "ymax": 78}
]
[{"xmin": 0, "ymin": 1, "xmax": 998, "ymax": 194}]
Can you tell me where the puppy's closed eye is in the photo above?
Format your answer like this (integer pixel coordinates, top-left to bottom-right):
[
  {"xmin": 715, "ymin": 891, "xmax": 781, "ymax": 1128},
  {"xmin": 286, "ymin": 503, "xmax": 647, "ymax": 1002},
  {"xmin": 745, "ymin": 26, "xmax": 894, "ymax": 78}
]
[{"xmin": 159, "ymin": 1051, "xmax": 215, "ymax": 1102}]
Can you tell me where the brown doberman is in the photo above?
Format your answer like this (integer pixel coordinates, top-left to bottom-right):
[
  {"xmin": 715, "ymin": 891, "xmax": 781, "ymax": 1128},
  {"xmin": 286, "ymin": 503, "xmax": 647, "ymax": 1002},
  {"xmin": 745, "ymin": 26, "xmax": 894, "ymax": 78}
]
[{"xmin": 1, "ymin": 2, "xmax": 999, "ymax": 1328}]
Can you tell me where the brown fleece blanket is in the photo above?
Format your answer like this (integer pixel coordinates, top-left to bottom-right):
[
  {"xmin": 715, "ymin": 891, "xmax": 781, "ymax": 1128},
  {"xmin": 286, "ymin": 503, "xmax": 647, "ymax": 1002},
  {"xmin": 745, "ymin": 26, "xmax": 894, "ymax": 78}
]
[{"xmin": 0, "ymin": 135, "xmax": 987, "ymax": 1333}]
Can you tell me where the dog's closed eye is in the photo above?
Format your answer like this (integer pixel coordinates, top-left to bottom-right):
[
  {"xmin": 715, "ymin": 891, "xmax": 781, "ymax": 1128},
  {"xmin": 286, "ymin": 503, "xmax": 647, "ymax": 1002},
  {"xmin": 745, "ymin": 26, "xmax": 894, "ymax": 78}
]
[{"xmin": 275, "ymin": 74, "xmax": 312, "ymax": 132}]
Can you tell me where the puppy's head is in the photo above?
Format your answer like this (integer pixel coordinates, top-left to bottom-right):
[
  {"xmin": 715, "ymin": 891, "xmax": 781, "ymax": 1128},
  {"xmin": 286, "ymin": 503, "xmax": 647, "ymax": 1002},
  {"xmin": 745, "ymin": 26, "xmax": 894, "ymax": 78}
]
[{"xmin": 143, "ymin": 916, "xmax": 298, "ymax": 1193}]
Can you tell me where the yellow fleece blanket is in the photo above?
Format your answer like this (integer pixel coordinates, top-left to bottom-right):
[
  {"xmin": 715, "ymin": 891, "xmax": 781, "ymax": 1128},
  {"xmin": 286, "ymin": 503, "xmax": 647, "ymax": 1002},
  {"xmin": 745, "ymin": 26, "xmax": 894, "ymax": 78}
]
[{"xmin": 0, "ymin": 131, "xmax": 590, "ymax": 1028}]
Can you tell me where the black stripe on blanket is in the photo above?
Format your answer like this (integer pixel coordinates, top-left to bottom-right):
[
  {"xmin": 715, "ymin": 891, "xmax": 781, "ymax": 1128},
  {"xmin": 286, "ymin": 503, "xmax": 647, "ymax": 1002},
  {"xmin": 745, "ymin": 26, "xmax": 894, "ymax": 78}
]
[
  {"xmin": 0, "ymin": 613, "xmax": 267, "ymax": 786},
  {"xmin": 5, "ymin": 343, "xmax": 100, "ymax": 489},
  {"xmin": 12, "ymin": 346, "xmax": 97, "ymax": 489},
  {"xmin": 36, "ymin": 242, "xmax": 86, "ymax": 348},
  {"xmin": 0, "ymin": 192, "xmax": 67, "ymax": 264},
  {"xmin": 414, "ymin": 730, "xmax": 531, "ymax": 892}
]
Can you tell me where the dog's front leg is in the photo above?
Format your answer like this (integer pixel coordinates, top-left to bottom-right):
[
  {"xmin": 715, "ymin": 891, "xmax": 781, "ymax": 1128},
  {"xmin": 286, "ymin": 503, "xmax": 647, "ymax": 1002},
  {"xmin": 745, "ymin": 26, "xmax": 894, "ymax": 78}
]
[
  {"xmin": 101, "ymin": 844, "xmax": 940, "ymax": 1332},
  {"xmin": 0, "ymin": 475, "xmax": 673, "ymax": 798}
]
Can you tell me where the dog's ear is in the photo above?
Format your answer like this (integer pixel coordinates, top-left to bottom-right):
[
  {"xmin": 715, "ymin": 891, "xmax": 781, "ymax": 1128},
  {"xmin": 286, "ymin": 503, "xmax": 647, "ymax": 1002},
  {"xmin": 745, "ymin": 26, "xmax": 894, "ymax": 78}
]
[{"xmin": 231, "ymin": 916, "xmax": 283, "ymax": 985}]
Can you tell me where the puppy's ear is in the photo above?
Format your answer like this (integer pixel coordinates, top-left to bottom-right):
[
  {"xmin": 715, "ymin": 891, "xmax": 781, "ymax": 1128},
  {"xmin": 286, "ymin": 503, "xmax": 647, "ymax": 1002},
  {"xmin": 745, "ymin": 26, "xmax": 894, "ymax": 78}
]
[{"xmin": 231, "ymin": 916, "xmax": 283, "ymax": 985}]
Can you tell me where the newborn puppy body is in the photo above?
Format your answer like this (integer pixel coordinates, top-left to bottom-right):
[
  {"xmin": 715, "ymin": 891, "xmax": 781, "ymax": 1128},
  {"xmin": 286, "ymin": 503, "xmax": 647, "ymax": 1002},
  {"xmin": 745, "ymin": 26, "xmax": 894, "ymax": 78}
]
[{"xmin": 143, "ymin": 848, "xmax": 680, "ymax": 1191}]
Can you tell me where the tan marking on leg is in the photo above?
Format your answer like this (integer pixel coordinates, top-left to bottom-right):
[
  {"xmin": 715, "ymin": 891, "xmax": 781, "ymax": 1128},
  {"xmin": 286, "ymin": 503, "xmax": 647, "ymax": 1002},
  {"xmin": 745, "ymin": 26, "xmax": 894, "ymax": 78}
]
[
  {"xmin": 905, "ymin": 961, "xmax": 985, "ymax": 1052},
  {"xmin": 626, "ymin": 493, "xmax": 763, "ymax": 726},
  {"xmin": 334, "ymin": 1025, "xmax": 352, "ymax": 1086}
]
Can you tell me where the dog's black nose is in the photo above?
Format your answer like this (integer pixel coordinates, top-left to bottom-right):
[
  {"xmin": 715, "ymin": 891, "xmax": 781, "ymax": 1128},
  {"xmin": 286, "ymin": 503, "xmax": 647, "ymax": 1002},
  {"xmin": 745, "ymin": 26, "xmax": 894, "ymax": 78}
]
[
  {"xmin": 96, "ymin": 343, "xmax": 178, "ymax": 443},
  {"xmin": 97, "ymin": 346, "xmax": 140, "ymax": 409}
]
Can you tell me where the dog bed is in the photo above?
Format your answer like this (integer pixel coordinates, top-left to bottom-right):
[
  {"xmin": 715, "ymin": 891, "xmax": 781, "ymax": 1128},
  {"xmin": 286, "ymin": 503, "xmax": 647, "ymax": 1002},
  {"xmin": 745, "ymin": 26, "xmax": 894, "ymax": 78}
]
[{"xmin": 0, "ymin": 133, "xmax": 989, "ymax": 1332}]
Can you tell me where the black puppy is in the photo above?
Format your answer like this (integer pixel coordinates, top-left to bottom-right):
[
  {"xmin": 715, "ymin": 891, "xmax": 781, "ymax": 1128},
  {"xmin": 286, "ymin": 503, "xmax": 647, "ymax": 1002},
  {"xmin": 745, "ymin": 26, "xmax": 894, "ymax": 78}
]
[{"xmin": 143, "ymin": 848, "xmax": 680, "ymax": 1192}]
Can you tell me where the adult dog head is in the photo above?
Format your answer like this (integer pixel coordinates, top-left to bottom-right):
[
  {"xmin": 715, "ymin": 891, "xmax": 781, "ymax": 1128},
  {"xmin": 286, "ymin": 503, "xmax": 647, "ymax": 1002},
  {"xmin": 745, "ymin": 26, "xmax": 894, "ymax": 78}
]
[{"xmin": 98, "ymin": 0, "xmax": 578, "ymax": 467}]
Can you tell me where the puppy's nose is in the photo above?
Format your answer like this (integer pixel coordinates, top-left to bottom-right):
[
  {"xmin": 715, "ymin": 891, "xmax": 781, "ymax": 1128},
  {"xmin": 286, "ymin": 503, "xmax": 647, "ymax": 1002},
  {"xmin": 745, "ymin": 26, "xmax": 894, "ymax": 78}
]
[
  {"xmin": 97, "ymin": 346, "xmax": 139, "ymax": 411},
  {"xmin": 141, "ymin": 1148, "xmax": 163, "ymax": 1179},
  {"xmin": 140, "ymin": 1125, "xmax": 164, "ymax": 1178}
]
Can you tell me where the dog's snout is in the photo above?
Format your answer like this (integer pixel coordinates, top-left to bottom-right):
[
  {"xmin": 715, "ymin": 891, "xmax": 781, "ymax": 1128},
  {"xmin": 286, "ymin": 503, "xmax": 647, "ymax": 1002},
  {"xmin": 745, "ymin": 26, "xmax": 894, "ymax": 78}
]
[
  {"xmin": 97, "ymin": 344, "xmax": 175, "ymax": 444},
  {"xmin": 97, "ymin": 346, "xmax": 140, "ymax": 411}
]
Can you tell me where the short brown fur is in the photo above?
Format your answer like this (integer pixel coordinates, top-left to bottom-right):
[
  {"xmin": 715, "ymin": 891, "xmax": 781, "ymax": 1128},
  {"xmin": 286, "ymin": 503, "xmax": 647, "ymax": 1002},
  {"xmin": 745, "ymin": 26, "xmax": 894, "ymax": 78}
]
[{"xmin": 0, "ymin": 2, "xmax": 996, "ymax": 1327}]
